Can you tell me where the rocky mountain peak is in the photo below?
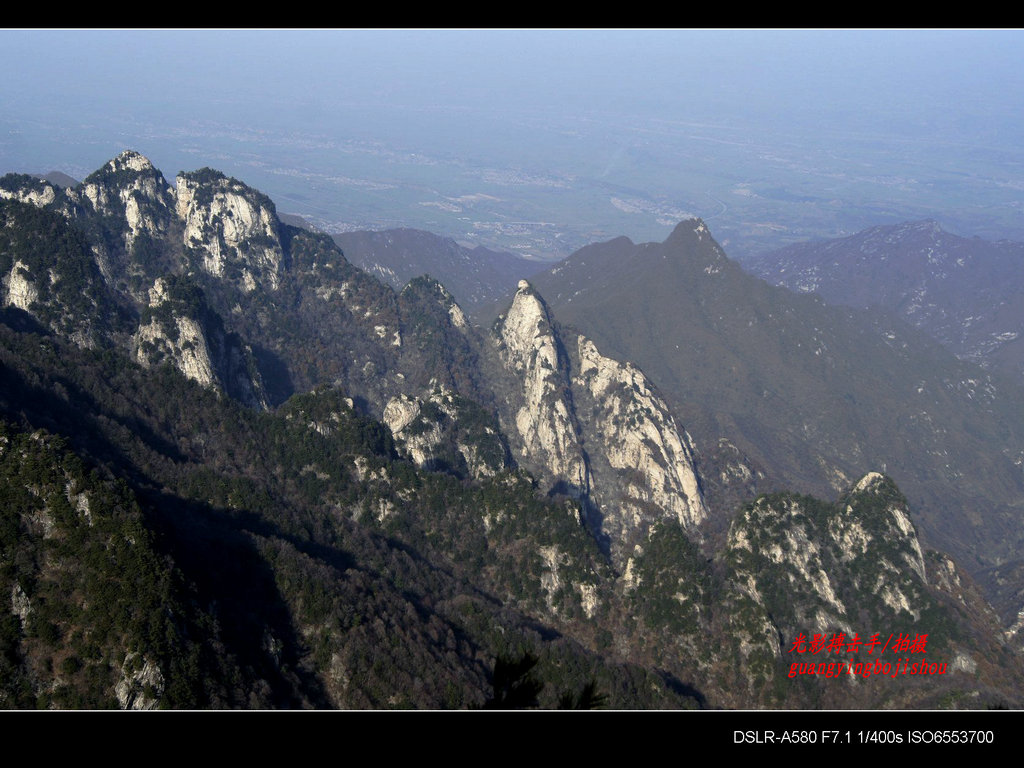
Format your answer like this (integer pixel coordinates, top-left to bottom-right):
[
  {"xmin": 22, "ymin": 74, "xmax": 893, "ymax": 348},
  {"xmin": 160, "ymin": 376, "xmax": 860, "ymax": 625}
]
[
  {"xmin": 661, "ymin": 217, "xmax": 730, "ymax": 276},
  {"xmin": 75, "ymin": 150, "xmax": 176, "ymax": 270},
  {"xmin": 499, "ymin": 280, "xmax": 556, "ymax": 372},
  {"xmin": 851, "ymin": 470, "xmax": 889, "ymax": 494},
  {"xmin": 839, "ymin": 472, "xmax": 926, "ymax": 584},
  {"xmin": 574, "ymin": 334, "xmax": 707, "ymax": 553},
  {"xmin": 4, "ymin": 151, "xmax": 1024, "ymax": 709},
  {"xmin": 496, "ymin": 281, "xmax": 589, "ymax": 498},
  {"xmin": 175, "ymin": 168, "xmax": 284, "ymax": 292},
  {"xmin": 107, "ymin": 150, "xmax": 156, "ymax": 174},
  {"xmin": 665, "ymin": 217, "xmax": 711, "ymax": 245},
  {"xmin": 82, "ymin": 150, "xmax": 169, "ymax": 192},
  {"xmin": 723, "ymin": 475, "xmax": 937, "ymax": 667}
]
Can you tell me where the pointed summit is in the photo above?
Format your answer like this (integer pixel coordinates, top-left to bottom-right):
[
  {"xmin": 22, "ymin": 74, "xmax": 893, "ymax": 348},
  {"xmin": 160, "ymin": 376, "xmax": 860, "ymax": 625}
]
[
  {"xmin": 500, "ymin": 280, "xmax": 555, "ymax": 366},
  {"xmin": 82, "ymin": 150, "xmax": 167, "ymax": 192},
  {"xmin": 496, "ymin": 277, "xmax": 590, "ymax": 499},
  {"xmin": 667, "ymin": 217, "xmax": 707, "ymax": 236},
  {"xmin": 71, "ymin": 150, "xmax": 177, "ymax": 283},
  {"xmin": 512, "ymin": 278, "xmax": 545, "ymax": 301},
  {"xmin": 663, "ymin": 217, "xmax": 712, "ymax": 244},
  {"xmin": 175, "ymin": 168, "xmax": 284, "ymax": 291},
  {"xmin": 497, "ymin": 280, "xmax": 551, "ymax": 338},
  {"xmin": 108, "ymin": 150, "xmax": 155, "ymax": 173},
  {"xmin": 851, "ymin": 471, "xmax": 890, "ymax": 494}
]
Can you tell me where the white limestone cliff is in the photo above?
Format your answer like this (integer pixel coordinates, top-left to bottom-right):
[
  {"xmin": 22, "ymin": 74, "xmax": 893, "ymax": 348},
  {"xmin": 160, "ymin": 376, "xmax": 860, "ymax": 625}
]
[
  {"xmin": 728, "ymin": 495, "xmax": 852, "ymax": 634},
  {"xmin": 133, "ymin": 277, "xmax": 217, "ymax": 389},
  {"xmin": 383, "ymin": 392, "xmax": 448, "ymax": 468},
  {"xmin": 497, "ymin": 280, "xmax": 590, "ymax": 497},
  {"xmin": 3, "ymin": 260, "xmax": 38, "ymax": 313},
  {"xmin": 175, "ymin": 171, "xmax": 284, "ymax": 291},
  {"xmin": 383, "ymin": 384, "xmax": 507, "ymax": 479},
  {"xmin": 575, "ymin": 335, "xmax": 707, "ymax": 535},
  {"xmin": 723, "ymin": 471, "xmax": 934, "ymax": 678},
  {"xmin": 135, "ymin": 315, "xmax": 217, "ymax": 389},
  {"xmin": 132, "ymin": 277, "xmax": 268, "ymax": 408},
  {"xmin": 79, "ymin": 151, "xmax": 175, "ymax": 253},
  {"xmin": 0, "ymin": 182, "xmax": 56, "ymax": 208},
  {"xmin": 847, "ymin": 471, "xmax": 926, "ymax": 583}
]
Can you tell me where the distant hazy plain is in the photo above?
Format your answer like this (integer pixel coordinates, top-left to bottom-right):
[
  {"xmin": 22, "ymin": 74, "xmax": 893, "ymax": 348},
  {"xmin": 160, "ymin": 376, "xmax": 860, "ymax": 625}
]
[{"xmin": 3, "ymin": 29, "xmax": 1023, "ymax": 261}]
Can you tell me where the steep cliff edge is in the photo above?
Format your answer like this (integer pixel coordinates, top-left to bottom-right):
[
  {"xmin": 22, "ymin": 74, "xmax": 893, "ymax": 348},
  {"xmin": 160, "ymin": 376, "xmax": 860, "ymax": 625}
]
[
  {"xmin": 495, "ymin": 280, "xmax": 590, "ymax": 499},
  {"xmin": 175, "ymin": 167, "xmax": 285, "ymax": 293}
]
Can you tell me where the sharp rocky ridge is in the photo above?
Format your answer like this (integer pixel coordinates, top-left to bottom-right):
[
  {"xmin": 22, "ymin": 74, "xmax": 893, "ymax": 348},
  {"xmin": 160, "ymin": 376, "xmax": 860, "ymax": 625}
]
[
  {"xmin": 0, "ymin": 150, "xmax": 713, "ymax": 567},
  {"xmin": 1, "ymin": 150, "xmax": 1021, "ymax": 709}
]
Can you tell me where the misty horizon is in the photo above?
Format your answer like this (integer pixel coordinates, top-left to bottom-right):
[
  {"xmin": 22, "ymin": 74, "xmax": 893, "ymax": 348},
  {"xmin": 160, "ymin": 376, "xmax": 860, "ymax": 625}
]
[{"xmin": 3, "ymin": 28, "xmax": 1023, "ymax": 259}]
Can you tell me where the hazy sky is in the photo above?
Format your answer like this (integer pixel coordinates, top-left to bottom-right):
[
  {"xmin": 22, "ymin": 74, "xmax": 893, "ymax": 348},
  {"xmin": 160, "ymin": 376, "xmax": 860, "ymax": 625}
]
[
  {"xmin": 5, "ymin": 29, "xmax": 1022, "ymax": 134},
  {"xmin": 3, "ymin": 29, "xmax": 1024, "ymax": 254}
]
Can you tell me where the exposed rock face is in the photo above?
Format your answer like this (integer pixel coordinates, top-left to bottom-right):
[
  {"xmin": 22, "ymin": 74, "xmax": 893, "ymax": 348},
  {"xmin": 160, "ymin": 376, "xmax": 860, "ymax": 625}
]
[
  {"xmin": 5, "ymin": 152, "xmax": 1024, "ymax": 710},
  {"xmin": 64, "ymin": 151, "xmax": 177, "ymax": 291},
  {"xmin": 115, "ymin": 653, "xmax": 165, "ymax": 710},
  {"xmin": 137, "ymin": 317, "xmax": 216, "ymax": 389},
  {"xmin": 716, "ymin": 472, "xmax": 954, "ymax": 703},
  {"xmin": 134, "ymin": 276, "xmax": 268, "ymax": 408},
  {"xmin": 492, "ymin": 281, "xmax": 713, "ymax": 562},
  {"xmin": 383, "ymin": 393, "xmax": 422, "ymax": 438},
  {"xmin": 0, "ymin": 153, "xmax": 179, "ymax": 293},
  {"xmin": 448, "ymin": 302, "xmax": 467, "ymax": 329},
  {"xmin": 0, "ymin": 198, "xmax": 126, "ymax": 348},
  {"xmin": 735, "ymin": 495, "xmax": 851, "ymax": 628},
  {"xmin": 726, "ymin": 473, "xmax": 931, "ymax": 631},
  {"xmin": 383, "ymin": 383, "xmax": 509, "ymax": 480},
  {"xmin": 3, "ymin": 259, "xmax": 38, "ymax": 313},
  {"xmin": 384, "ymin": 393, "xmax": 444, "ymax": 467},
  {"xmin": 496, "ymin": 280, "xmax": 589, "ymax": 497},
  {"xmin": 538, "ymin": 545, "xmax": 565, "ymax": 611},
  {"xmin": 175, "ymin": 169, "xmax": 284, "ymax": 292},
  {"xmin": 79, "ymin": 151, "xmax": 176, "ymax": 252},
  {"xmin": 10, "ymin": 583, "xmax": 31, "ymax": 624},
  {"xmin": 0, "ymin": 179, "xmax": 57, "ymax": 208},
  {"xmin": 847, "ymin": 471, "xmax": 926, "ymax": 584},
  {"xmin": 0, "ymin": 175, "xmax": 83, "ymax": 228},
  {"xmin": 575, "ymin": 335, "xmax": 706, "ymax": 547},
  {"xmin": 135, "ymin": 277, "xmax": 216, "ymax": 388}
]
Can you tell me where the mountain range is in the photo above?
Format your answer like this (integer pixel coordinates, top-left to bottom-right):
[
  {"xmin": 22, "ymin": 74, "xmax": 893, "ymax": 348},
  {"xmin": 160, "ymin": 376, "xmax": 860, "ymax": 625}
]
[
  {"xmin": 513, "ymin": 222, "xmax": 1024, "ymax": 577},
  {"xmin": 748, "ymin": 220, "xmax": 1024, "ymax": 381},
  {"xmin": 0, "ymin": 151, "xmax": 1022, "ymax": 709}
]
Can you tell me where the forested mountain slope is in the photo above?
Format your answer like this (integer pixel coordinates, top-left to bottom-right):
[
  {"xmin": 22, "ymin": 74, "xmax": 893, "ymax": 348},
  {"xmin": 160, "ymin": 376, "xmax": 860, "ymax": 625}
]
[{"xmin": 1, "ymin": 152, "xmax": 1020, "ymax": 709}]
